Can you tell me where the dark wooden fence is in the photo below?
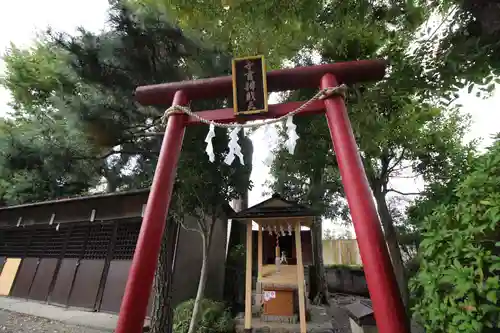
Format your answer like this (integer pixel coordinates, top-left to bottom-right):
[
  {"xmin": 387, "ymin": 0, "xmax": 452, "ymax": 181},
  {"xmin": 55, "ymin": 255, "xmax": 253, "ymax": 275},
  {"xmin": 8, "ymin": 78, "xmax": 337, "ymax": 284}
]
[
  {"xmin": 0, "ymin": 190, "xmax": 230, "ymax": 314},
  {"xmin": 0, "ymin": 219, "xmax": 155, "ymax": 313}
]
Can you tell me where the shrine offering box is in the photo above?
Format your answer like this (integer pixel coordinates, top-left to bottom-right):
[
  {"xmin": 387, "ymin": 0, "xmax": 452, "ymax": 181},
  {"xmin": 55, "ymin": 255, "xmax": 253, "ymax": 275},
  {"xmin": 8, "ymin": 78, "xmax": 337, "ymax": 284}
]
[{"xmin": 262, "ymin": 287, "xmax": 297, "ymax": 317}]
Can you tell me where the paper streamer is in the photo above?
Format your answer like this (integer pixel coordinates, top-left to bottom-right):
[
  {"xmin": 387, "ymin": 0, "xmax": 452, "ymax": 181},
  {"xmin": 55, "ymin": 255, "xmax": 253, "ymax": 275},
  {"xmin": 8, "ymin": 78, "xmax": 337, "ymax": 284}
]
[
  {"xmin": 224, "ymin": 127, "xmax": 245, "ymax": 165},
  {"xmin": 285, "ymin": 116, "xmax": 299, "ymax": 154},
  {"xmin": 205, "ymin": 124, "xmax": 216, "ymax": 162}
]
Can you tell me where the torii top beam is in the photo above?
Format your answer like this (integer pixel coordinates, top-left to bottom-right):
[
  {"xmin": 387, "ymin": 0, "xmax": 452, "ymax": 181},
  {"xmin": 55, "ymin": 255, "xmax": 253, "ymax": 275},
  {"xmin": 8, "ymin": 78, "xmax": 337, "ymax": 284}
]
[{"xmin": 135, "ymin": 59, "xmax": 386, "ymax": 106}]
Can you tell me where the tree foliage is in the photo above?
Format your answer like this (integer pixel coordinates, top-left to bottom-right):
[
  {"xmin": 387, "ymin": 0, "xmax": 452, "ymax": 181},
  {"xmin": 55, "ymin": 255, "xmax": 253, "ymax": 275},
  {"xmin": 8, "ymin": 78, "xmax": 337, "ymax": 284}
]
[
  {"xmin": 407, "ymin": 142, "xmax": 477, "ymax": 228},
  {"xmin": 0, "ymin": 115, "xmax": 97, "ymax": 205},
  {"xmin": 129, "ymin": 0, "xmax": 429, "ymax": 67},
  {"xmin": 1, "ymin": 42, "xmax": 76, "ymax": 113},
  {"xmin": 264, "ymin": 8, "xmax": 472, "ymax": 310},
  {"xmin": 419, "ymin": 0, "xmax": 500, "ymax": 98},
  {"xmin": 0, "ymin": 0, "xmax": 251, "ymax": 203},
  {"xmin": 0, "ymin": 40, "xmax": 98, "ymax": 205},
  {"xmin": 411, "ymin": 136, "xmax": 500, "ymax": 332},
  {"xmin": 173, "ymin": 298, "xmax": 233, "ymax": 333}
]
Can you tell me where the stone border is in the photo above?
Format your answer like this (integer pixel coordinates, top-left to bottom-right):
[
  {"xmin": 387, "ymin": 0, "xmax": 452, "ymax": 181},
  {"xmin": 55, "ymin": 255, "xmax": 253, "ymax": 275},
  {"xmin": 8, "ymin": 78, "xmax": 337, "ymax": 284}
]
[{"xmin": 261, "ymin": 314, "xmax": 298, "ymax": 324}]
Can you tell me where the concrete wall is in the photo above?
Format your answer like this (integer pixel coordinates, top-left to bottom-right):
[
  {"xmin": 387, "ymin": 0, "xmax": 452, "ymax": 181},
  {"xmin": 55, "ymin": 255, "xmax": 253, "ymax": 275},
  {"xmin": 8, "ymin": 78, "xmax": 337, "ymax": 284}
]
[
  {"xmin": 322, "ymin": 239, "xmax": 367, "ymax": 295},
  {"xmin": 325, "ymin": 266, "xmax": 368, "ymax": 296}
]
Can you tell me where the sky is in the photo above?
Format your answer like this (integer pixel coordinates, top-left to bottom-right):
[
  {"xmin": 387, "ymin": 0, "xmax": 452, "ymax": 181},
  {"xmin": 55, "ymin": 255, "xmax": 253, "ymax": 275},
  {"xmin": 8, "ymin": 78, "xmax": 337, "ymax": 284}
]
[
  {"xmin": 0, "ymin": 0, "xmax": 499, "ymax": 235},
  {"xmin": 0, "ymin": 0, "xmax": 110, "ymax": 110}
]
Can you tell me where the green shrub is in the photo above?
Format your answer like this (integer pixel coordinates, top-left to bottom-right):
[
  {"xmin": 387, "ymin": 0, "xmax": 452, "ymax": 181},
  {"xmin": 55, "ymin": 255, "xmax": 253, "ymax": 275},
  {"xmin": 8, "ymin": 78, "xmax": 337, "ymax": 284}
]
[
  {"xmin": 173, "ymin": 298, "xmax": 234, "ymax": 333},
  {"xmin": 411, "ymin": 140, "xmax": 500, "ymax": 332}
]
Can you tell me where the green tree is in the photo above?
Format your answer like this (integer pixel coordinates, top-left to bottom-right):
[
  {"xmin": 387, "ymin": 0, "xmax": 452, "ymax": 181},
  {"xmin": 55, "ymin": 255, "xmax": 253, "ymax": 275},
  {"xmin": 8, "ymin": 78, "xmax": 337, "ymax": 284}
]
[
  {"xmin": 128, "ymin": 0, "xmax": 323, "ymax": 68},
  {"xmin": 0, "ymin": 114, "xmax": 97, "ymax": 205},
  {"xmin": 407, "ymin": 143, "xmax": 477, "ymax": 230},
  {"xmin": 0, "ymin": 40, "xmax": 99, "ymax": 206},
  {"xmin": 1, "ymin": 2, "xmax": 252, "ymax": 332},
  {"xmin": 128, "ymin": 0, "xmax": 429, "ymax": 67},
  {"xmin": 417, "ymin": 0, "xmax": 500, "ymax": 98},
  {"xmin": 269, "ymin": 37, "xmax": 471, "ymax": 311},
  {"xmin": 1, "ymin": 42, "xmax": 76, "ymax": 113},
  {"xmin": 411, "ymin": 135, "xmax": 500, "ymax": 332},
  {"xmin": 399, "ymin": 143, "xmax": 477, "ymax": 280}
]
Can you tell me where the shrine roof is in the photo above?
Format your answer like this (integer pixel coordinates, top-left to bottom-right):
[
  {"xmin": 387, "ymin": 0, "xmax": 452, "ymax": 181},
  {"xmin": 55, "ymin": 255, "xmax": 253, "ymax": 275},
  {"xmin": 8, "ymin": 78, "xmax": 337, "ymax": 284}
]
[{"xmin": 229, "ymin": 193, "xmax": 316, "ymax": 220}]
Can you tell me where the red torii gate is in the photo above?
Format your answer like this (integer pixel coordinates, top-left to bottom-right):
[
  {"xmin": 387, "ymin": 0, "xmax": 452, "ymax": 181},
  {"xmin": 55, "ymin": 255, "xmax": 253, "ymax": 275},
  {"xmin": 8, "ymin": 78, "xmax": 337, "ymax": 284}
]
[{"xmin": 114, "ymin": 59, "xmax": 409, "ymax": 333}]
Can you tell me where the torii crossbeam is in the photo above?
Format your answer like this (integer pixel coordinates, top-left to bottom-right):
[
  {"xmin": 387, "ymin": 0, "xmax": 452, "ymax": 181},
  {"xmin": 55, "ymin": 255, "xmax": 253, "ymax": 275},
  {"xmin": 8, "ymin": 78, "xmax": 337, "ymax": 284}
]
[{"xmin": 114, "ymin": 59, "xmax": 409, "ymax": 333}]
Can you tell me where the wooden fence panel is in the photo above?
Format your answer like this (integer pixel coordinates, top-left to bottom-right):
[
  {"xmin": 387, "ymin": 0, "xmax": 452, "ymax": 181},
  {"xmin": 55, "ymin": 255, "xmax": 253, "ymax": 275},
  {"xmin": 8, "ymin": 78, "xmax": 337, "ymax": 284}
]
[{"xmin": 322, "ymin": 239, "xmax": 361, "ymax": 266}]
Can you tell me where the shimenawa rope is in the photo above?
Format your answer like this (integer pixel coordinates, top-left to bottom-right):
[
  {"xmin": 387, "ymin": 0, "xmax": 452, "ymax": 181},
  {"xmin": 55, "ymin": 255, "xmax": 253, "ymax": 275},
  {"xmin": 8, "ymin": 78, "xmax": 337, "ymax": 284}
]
[{"xmin": 161, "ymin": 84, "xmax": 348, "ymax": 127}]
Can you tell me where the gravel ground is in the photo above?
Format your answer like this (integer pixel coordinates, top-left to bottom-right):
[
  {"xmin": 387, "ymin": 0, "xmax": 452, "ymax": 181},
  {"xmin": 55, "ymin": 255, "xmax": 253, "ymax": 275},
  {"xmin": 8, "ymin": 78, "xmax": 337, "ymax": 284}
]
[{"xmin": 0, "ymin": 310, "xmax": 107, "ymax": 333}]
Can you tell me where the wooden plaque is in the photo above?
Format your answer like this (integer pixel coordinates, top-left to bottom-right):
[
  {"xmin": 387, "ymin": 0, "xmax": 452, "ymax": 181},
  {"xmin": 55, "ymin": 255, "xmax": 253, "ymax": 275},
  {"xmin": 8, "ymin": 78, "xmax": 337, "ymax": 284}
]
[{"xmin": 232, "ymin": 55, "xmax": 268, "ymax": 116}]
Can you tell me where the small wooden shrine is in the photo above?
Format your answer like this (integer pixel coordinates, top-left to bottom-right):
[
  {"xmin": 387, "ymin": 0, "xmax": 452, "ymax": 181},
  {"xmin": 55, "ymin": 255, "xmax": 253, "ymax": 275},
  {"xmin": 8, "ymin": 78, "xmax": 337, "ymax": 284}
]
[{"xmin": 231, "ymin": 194, "xmax": 316, "ymax": 333}]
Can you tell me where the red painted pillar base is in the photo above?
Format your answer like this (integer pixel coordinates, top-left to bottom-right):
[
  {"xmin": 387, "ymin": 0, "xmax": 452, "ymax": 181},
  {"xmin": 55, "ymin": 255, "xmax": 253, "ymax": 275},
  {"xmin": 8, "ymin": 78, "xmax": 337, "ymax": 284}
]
[
  {"xmin": 321, "ymin": 73, "xmax": 409, "ymax": 333},
  {"xmin": 115, "ymin": 91, "xmax": 188, "ymax": 333}
]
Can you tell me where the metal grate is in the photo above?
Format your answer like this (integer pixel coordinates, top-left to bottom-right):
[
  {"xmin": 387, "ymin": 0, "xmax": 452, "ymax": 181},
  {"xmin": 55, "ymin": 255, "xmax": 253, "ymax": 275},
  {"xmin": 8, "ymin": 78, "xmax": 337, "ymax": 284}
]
[
  {"xmin": 44, "ymin": 225, "xmax": 69, "ymax": 258},
  {"xmin": 0, "ymin": 229, "xmax": 4, "ymax": 255},
  {"xmin": 82, "ymin": 223, "xmax": 114, "ymax": 260},
  {"xmin": 113, "ymin": 221, "xmax": 141, "ymax": 260},
  {"xmin": 0, "ymin": 228, "xmax": 32, "ymax": 257},
  {"xmin": 26, "ymin": 227, "xmax": 55, "ymax": 257},
  {"xmin": 65, "ymin": 225, "xmax": 90, "ymax": 258}
]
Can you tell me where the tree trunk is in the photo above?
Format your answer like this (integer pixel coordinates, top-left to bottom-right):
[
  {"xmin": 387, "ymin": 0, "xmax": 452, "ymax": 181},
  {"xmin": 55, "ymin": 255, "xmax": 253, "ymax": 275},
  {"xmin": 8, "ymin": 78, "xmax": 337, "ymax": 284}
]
[
  {"xmin": 150, "ymin": 219, "xmax": 179, "ymax": 333},
  {"xmin": 187, "ymin": 234, "xmax": 210, "ymax": 333},
  {"xmin": 224, "ymin": 195, "xmax": 247, "ymax": 312},
  {"xmin": 363, "ymin": 155, "xmax": 409, "ymax": 311},
  {"xmin": 306, "ymin": 167, "xmax": 330, "ymax": 306},
  {"xmin": 373, "ymin": 192, "xmax": 410, "ymax": 309},
  {"xmin": 310, "ymin": 217, "xmax": 330, "ymax": 305}
]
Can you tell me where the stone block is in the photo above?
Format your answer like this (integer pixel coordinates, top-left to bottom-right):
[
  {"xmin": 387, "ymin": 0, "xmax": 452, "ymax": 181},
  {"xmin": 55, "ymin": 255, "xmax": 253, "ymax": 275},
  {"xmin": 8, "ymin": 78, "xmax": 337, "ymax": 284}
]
[
  {"xmin": 349, "ymin": 318, "xmax": 378, "ymax": 333},
  {"xmin": 261, "ymin": 314, "xmax": 298, "ymax": 324},
  {"xmin": 346, "ymin": 301, "xmax": 377, "ymax": 333},
  {"xmin": 325, "ymin": 266, "xmax": 368, "ymax": 296}
]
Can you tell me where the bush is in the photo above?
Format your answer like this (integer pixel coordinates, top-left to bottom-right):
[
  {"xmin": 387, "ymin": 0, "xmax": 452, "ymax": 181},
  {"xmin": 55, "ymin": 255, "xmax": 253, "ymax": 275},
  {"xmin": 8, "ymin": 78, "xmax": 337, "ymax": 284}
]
[
  {"xmin": 411, "ymin": 140, "xmax": 500, "ymax": 332},
  {"xmin": 173, "ymin": 298, "xmax": 234, "ymax": 333}
]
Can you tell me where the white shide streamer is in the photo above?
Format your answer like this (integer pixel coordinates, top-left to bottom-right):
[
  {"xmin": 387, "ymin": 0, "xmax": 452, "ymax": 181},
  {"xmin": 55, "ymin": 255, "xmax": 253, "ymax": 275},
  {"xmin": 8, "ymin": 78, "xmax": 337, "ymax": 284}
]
[
  {"xmin": 224, "ymin": 127, "xmax": 245, "ymax": 165},
  {"xmin": 161, "ymin": 85, "xmax": 347, "ymax": 164},
  {"xmin": 204, "ymin": 123, "xmax": 216, "ymax": 162},
  {"xmin": 267, "ymin": 225, "xmax": 273, "ymax": 235},
  {"xmin": 285, "ymin": 116, "xmax": 299, "ymax": 154}
]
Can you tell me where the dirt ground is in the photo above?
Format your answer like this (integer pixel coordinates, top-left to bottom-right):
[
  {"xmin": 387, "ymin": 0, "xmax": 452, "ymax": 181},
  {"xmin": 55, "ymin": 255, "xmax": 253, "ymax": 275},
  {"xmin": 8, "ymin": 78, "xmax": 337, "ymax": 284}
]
[{"xmin": 0, "ymin": 310, "xmax": 108, "ymax": 333}]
